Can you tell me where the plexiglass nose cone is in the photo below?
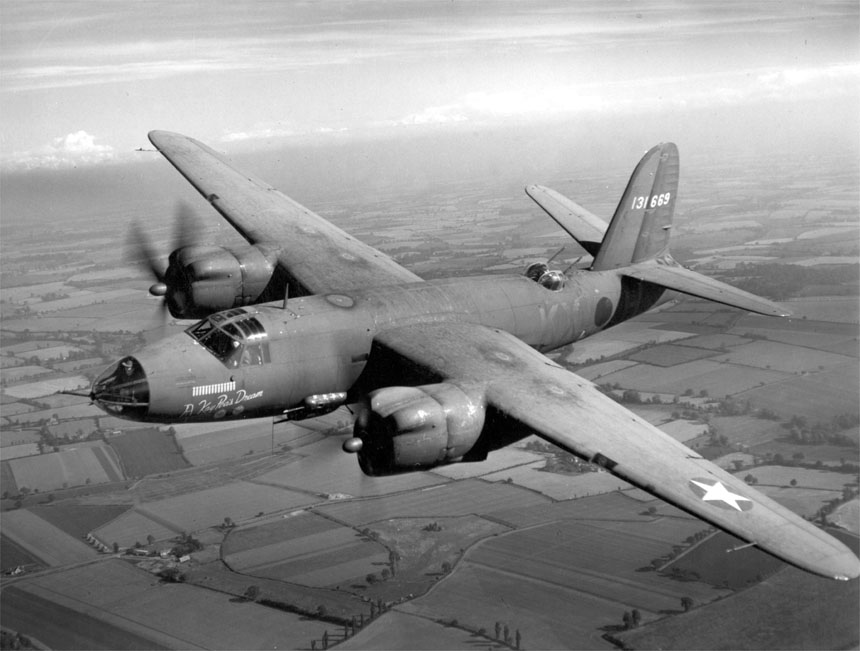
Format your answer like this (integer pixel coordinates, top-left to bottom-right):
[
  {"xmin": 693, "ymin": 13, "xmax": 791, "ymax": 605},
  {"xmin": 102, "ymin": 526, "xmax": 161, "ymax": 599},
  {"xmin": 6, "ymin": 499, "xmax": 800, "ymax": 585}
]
[{"xmin": 91, "ymin": 356, "xmax": 150, "ymax": 420}]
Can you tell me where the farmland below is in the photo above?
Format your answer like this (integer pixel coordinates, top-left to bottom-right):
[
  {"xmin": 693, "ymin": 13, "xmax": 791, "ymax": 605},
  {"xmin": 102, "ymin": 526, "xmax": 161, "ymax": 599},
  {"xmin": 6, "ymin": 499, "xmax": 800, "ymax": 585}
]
[{"xmin": 1, "ymin": 140, "xmax": 858, "ymax": 649}]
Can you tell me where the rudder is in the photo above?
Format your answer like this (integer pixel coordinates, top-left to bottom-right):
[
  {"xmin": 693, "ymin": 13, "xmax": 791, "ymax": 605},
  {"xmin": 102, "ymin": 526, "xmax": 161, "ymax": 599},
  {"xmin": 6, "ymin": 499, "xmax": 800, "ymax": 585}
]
[{"xmin": 591, "ymin": 143, "xmax": 679, "ymax": 271}]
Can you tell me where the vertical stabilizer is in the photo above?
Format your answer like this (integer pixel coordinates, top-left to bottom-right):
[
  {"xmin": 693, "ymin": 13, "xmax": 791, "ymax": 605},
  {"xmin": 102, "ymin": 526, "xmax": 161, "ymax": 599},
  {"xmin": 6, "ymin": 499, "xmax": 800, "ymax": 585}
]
[{"xmin": 591, "ymin": 143, "xmax": 679, "ymax": 271}]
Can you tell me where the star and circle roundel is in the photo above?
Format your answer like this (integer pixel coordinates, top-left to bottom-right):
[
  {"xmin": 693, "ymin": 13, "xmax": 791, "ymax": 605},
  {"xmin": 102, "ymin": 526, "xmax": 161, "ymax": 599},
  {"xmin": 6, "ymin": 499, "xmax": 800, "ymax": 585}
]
[{"xmin": 688, "ymin": 478, "xmax": 754, "ymax": 512}]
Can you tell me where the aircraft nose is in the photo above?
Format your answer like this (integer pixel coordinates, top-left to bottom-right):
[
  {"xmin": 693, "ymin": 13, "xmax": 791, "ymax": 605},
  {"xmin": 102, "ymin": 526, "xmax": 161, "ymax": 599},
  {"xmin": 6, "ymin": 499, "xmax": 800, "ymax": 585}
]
[{"xmin": 91, "ymin": 356, "xmax": 150, "ymax": 420}]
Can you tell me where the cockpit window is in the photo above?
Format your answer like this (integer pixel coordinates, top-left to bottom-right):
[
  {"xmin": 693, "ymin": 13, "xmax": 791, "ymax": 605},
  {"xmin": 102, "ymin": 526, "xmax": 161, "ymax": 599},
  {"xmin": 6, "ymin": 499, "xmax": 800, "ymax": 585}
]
[{"xmin": 186, "ymin": 311, "xmax": 270, "ymax": 367}]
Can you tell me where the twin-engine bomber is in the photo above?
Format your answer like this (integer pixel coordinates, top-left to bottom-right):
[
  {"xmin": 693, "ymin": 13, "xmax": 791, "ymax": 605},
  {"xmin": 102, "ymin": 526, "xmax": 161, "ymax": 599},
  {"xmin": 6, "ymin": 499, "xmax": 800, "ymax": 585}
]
[{"xmin": 88, "ymin": 131, "xmax": 860, "ymax": 582}]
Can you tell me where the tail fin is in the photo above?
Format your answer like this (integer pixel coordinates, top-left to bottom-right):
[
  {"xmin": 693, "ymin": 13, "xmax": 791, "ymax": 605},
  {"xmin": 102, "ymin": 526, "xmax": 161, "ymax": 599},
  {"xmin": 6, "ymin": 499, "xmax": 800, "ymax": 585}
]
[{"xmin": 591, "ymin": 143, "xmax": 679, "ymax": 271}]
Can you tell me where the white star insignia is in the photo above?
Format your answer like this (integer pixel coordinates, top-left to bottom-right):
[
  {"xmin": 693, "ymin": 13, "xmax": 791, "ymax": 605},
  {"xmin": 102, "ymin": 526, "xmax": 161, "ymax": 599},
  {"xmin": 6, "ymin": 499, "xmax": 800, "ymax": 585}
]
[{"xmin": 690, "ymin": 479, "xmax": 752, "ymax": 512}]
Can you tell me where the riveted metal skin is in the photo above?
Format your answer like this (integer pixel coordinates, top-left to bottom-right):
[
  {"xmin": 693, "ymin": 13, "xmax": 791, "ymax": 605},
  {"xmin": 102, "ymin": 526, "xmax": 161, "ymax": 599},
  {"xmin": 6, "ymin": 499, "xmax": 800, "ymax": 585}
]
[{"xmin": 94, "ymin": 269, "xmax": 655, "ymax": 424}]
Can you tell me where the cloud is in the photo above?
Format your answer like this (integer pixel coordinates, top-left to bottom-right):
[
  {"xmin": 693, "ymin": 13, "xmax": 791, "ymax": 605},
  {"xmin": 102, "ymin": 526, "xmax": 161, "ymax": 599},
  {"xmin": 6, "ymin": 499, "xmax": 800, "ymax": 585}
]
[
  {"xmin": 2, "ymin": 130, "xmax": 116, "ymax": 170},
  {"xmin": 52, "ymin": 130, "xmax": 113, "ymax": 155},
  {"xmin": 220, "ymin": 126, "xmax": 297, "ymax": 142},
  {"xmin": 391, "ymin": 61, "xmax": 860, "ymax": 130}
]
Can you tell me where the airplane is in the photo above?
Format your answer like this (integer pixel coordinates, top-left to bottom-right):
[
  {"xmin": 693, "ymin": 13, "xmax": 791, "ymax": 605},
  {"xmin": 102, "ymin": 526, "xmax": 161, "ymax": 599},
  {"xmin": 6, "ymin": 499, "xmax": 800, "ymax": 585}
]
[{"xmin": 88, "ymin": 131, "xmax": 860, "ymax": 582}]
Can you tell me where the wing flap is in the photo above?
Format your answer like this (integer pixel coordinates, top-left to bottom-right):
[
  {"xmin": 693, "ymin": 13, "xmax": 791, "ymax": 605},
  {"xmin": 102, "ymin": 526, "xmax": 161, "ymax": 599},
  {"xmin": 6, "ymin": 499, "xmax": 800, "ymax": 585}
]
[
  {"xmin": 525, "ymin": 184, "xmax": 606, "ymax": 256},
  {"xmin": 148, "ymin": 131, "xmax": 420, "ymax": 294},
  {"xmin": 625, "ymin": 261, "xmax": 791, "ymax": 317},
  {"xmin": 372, "ymin": 322, "xmax": 859, "ymax": 580}
]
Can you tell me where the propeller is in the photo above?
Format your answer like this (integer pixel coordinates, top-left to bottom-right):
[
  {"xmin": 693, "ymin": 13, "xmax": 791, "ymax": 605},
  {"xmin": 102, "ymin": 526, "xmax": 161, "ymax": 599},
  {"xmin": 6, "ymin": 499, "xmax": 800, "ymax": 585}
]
[{"xmin": 126, "ymin": 202, "xmax": 202, "ymax": 321}]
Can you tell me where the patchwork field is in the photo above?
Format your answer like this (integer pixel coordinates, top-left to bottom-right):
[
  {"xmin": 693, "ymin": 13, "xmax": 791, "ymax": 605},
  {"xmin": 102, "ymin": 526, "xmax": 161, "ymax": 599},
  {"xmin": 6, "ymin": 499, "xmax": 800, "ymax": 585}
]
[
  {"xmin": 675, "ymin": 333, "xmax": 752, "ymax": 350},
  {"xmin": 0, "ymin": 535, "xmax": 42, "ymax": 572},
  {"xmin": 832, "ymin": 499, "xmax": 860, "ymax": 533},
  {"xmin": 224, "ymin": 511, "xmax": 338, "ymax": 555},
  {"xmin": 574, "ymin": 359, "xmax": 638, "ymax": 381},
  {"xmin": 598, "ymin": 360, "xmax": 787, "ymax": 396},
  {"xmin": 29, "ymin": 503, "xmax": 130, "ymax": 540},
  {"xmin": 6, "ymin": 443, "xmax": 123, "ymax": 492},
  {"xmin": 338, "ymin": 610, "xmax": 496, "ymax": 651},
  {"xmin": 738, "ymin": 362, "xmax": 860, "ymax": 421},
  {"xmin": 708, "ymin": 416, "xmax": 786, "ymax": 449},
  {"xmin": 714, "ymin": 340, "xmax": 855, "ymax": 373},
  {"xmin": 0, "ymin": 443, "xmax": 40, "ymax": 461},
  {"xmin": 135, "ymin": 481, "xmax": 318, "ymax": 533},
  {"xmin": 9, "ymin": 559, "xmax": 331, "ymax": 650},
  {"xmin": 108, "ymin": 428, "xmax": 189, "ymax": 478},
  {"xmin": 1, "ymin": 509, "xmax": 97, "ymax": 566},
  {"xmin": 255, "ymin": 436, "xmax": 448, "ymax": 497},
  {"xmin": 399, "ymin": 562, "xmax": 618, "ymax": 650},
  {"xmin": 177, "ymin": 421, "xmax": 309, "ymax": 465},
  {"xmin": 316, "ymin": 478, "xmax": 550, "ymax": 527},
  {"xmin": 429, "ymin": 446, "xmax": 543, "ymax": 480},
  {"xmin": 225, "ymin": 516, "xmax": 376, "ymax": 581},
  {"xmin": 0, "ymin": 402, "xmax": 36, "ymax": 417},
  {"xmin": 755, "ymin": 486, "xmax": 844, "ymax": 518},
  {"xmin": 628, "ymin": 344, "xmax": 717, "ymax": 367},
  {"xmin": 487, "ymin": 490, "xmax": 661, "ymax": 528},
  {"xmin": 616, "ymin": 563, "xmax": 860, "ymax": 651},
  {"xmin": 93, "ymin": 508, "xmax": 181, "ymax": 547},
  {"xmin": 238, "ymin": 533, "xmax": 389, "ymax": 587},
  {"xmin": 483, "ymin": 464, "xmax": 630, "ymax": 500},
  {"xmin": 746, "ymin": 466, "xmax": 858, "ymax": 490},
  {"xmin": 399, "ymin": 514, "xmax": 731, "ymax": 650},
  {"xmin": 1, "ymin": 375, "xmax": 91, "ymax": 400},
  {"xmin": 781, "ymin": 297, "xmax": 860, "ymax": 323},
  {"xmin": 14, "ymin": 403, "xmax": 103, "ymax": 424}
]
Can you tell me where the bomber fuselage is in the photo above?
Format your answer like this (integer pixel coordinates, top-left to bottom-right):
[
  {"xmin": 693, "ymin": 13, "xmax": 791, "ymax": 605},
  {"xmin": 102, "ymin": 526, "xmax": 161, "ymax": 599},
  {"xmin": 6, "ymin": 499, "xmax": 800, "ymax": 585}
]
[{"xmin": 91, "ymin": 270, "xmax": 666, "ymax": 423}]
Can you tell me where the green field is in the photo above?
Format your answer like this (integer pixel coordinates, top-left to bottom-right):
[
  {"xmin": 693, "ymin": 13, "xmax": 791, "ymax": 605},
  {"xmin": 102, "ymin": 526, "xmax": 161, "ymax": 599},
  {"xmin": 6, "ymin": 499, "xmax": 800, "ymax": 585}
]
[
  {"xmin": 1, "ymin": 509, "xmax": 97, "ymax": 566},
  {"xmin": 135, "ymin": 481, "xmax": 315, "ymax": 533},
  {"xmin": 739, "ymin": 363, "xmax": 860, "ymax": 421},
  {"xmin": 616, "ymin": 562, "xmax": 860, "ymax": 650},
  {"xmin": 662, "ymin": 531, "xmax": 784, "ymax": 589},
  {"xmin": 93, "ymin": 508, "xmax": 180, "ymax": 547},
  {"xmin": 399, "ymin": 562, "xmax": 619, "ymax": 650},
  {"xmin": 223, "ymin": 510, "xmax": 338, "ymax": 555},
  {"xmin": 108, "ymin": 428, "xmax": 189, "ymax": 478},
  {"xmin": 599, "ymin": 360, "xmax": 787, "ymax": 397},
  {"xmin": 7, "ymin": 444, "xmax": 123, "ymax": 492},
  {"xmin": 715, "ymin": 340, "xmax": 855, "ymax": 374},
  {"xmin": 629, "ymin": 344, "xmax": 717, "ymax": 367},
  {"xmin": 470, "ymin": 517, "xmax": 722, "ymax": 607},
  {"xmin": 255, "ymin": 436, "xmax": 448, "ymax": 498},
  {"xmin": 0, "ymin": 535, "xmax": 42, "ymax": 572},
  {"xmin": 9, "ymin": 560, "xmax": 332, "ymax": 650},
  {"xmin": 339, "ymin": 610, "xmax": 498, "ymax": 651},
  {"xmin": 675, "ymin": 333, "xmax": 752, "ymax": 350},
  {"xmin": 247, "ymin": 539, "xmax": 389, "ymax": 587},
  {"xmin": 747, "ymin": 465, "xmax": 858, "ymax": 490},
  {"xmin": 29, "ymin": 503, "xmax": 130, "ymax": 540},
  {"xmin": 316, "ymin": 478, "xmax": 550, "ymax": 527}
]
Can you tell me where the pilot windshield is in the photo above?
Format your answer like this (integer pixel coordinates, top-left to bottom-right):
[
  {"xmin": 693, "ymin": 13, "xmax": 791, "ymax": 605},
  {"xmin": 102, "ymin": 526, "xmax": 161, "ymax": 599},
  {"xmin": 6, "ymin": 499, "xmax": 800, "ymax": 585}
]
[{"xmin": 186, "ymin": 310, "xmax": 269, "ymax": 367}]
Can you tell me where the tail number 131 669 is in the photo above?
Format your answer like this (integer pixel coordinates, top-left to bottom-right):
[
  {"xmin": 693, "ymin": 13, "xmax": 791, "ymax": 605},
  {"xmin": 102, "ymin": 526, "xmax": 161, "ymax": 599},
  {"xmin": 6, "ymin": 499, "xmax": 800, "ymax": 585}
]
[{"xmin": 631, "ymin": 192, "xmax": 671, "ymax": 210}]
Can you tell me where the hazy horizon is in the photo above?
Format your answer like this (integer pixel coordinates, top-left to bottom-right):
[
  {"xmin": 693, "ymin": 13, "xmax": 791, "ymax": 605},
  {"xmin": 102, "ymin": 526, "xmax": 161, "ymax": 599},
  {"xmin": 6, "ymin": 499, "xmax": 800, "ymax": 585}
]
[{"xmin": 2, "ymin": 1, "xmax": 857, "ymax": 173}]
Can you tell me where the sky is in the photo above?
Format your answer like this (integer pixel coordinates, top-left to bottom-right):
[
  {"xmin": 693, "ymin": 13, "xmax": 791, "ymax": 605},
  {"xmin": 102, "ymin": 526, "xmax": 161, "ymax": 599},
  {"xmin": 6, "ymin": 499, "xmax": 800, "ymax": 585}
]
[{"xmin": 0, "ymin": 0, "xmax": 858, "ymax": 172}]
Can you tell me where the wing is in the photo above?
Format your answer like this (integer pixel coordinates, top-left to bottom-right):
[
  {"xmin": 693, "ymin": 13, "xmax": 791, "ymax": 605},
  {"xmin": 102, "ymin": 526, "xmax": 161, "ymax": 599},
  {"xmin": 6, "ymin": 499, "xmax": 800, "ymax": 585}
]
[
  {"xmin": 371, "ymin": 322, "xmax": 860, "ymax": 580},
  {"xmin": 148, "ymin": 131, "xmax": 421, "ymax": 294},
  {"xmin": 525, "ymin": 184, "xmax": 607, "ymax": 256},
  {"xmin": 624, "ymin": 261, "xmax": 791, "ymax": 317}
]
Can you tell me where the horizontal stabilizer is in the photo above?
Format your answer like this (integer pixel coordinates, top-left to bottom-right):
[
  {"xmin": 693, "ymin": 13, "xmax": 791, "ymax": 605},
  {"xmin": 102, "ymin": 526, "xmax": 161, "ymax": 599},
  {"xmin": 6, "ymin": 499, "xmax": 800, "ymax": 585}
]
[
  {"xmin": 525, "ymin": 184, "xmax": 607, "ymax": 256},
  {"xmin": 625, "ymin": 262, "xmax": 791, "ymax": 317}
]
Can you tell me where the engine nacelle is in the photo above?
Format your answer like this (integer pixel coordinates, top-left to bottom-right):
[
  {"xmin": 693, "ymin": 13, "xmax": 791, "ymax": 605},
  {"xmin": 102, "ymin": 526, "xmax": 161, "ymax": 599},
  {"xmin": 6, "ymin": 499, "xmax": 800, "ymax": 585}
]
[
  {"xmin": 165, "ymin": 244, "xmax": 279, "ymax": 318},
  {"xmin": 355, "ymin": 383, "xmax": 486, "ymax": 476}
]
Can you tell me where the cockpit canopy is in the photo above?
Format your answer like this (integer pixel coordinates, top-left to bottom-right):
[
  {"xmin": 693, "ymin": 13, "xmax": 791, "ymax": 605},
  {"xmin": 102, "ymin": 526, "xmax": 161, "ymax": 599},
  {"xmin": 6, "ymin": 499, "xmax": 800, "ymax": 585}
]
[{"xmin": 186, "ymin": 308, "xmax": 270, "ymax": 367}]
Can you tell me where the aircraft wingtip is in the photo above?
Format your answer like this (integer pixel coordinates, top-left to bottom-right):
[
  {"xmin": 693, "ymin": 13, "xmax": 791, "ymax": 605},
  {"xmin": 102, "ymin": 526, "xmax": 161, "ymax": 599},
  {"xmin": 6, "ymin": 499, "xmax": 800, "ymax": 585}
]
[{"xmin": 825, "ymin": 549, "xmax": 860, "ymax": 581}]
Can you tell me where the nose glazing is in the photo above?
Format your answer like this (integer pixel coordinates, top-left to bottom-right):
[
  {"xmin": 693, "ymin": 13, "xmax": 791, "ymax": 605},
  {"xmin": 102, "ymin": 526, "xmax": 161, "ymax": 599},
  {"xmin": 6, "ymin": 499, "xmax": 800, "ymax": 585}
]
[{"xmin": 91, "ymin": 356, "xmax": 150, "ymax": 420}]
